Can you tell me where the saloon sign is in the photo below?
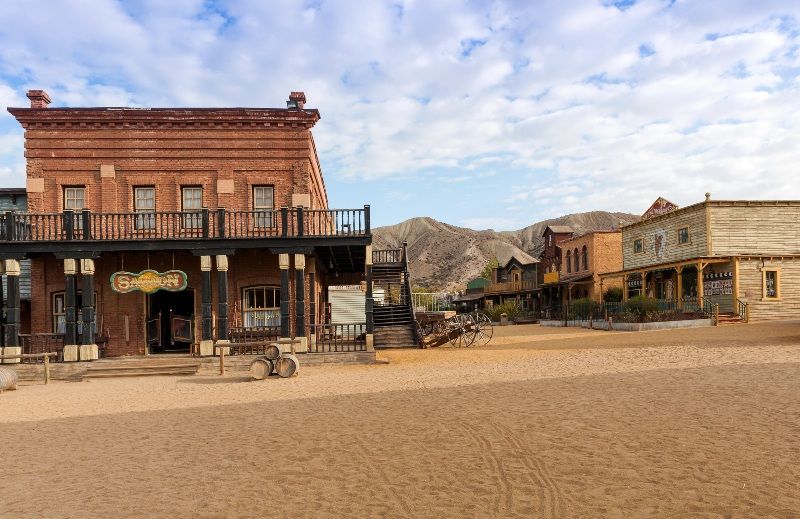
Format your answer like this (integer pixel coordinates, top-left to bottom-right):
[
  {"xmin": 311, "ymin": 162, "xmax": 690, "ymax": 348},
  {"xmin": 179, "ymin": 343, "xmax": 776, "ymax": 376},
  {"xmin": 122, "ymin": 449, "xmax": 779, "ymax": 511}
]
[
  {"xmin": 110, "ymin": 270, "xmax": 188, "ymax": 294},
  {"xmin": 642, "ymin": 197, "xmax": 679, "ymax": 220}
]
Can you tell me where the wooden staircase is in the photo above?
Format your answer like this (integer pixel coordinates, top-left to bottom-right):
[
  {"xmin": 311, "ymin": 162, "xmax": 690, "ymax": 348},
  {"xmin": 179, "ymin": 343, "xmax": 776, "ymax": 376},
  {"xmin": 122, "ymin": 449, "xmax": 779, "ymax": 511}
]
[
  {"xmin": 85, "ymin": 356, "xmax": 201, "ymax": 378},
  {"xmin": 372, "ymin": 243, "xmax": 419, "ymax": 348},
  {"xmin": 717, "ymin": 312, "xmax": 745, "ymax": 325}
]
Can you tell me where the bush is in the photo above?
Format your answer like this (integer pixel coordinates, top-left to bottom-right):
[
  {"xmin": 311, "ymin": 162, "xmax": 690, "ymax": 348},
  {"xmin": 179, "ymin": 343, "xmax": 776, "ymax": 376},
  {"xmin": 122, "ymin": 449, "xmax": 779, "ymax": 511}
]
[
  {"xmin": 569, "ymin": 298, "xmax": 596, "ymax": 319},
  {"xmin": 485, "ymin": 301, "xmax": 523, "ymax": 321},
  {"xmin": 603, "ymin": 287, "xmax": 623, "ymax": 303},
  {"xmin": 625, "ymin": 295, "xmax": 659, "ymax": 322}
]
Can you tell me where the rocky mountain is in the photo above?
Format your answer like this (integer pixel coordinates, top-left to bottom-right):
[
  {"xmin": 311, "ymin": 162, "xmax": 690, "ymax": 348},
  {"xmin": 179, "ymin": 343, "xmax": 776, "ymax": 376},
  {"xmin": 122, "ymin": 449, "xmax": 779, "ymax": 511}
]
[{"xmin": 373, "ymin": 211, "xmax": 639, "ymax": 290}]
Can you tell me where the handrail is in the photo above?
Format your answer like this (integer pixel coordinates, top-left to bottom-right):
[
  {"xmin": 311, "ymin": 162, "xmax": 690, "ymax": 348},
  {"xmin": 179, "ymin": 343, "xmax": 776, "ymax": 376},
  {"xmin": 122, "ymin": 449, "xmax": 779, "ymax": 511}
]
[
  {"xmin": 0, "ymin": 206, "xmax": 370, "ymax": 242},
  {"xmin": 484, "ymin": 280, "xmax": 537, "ymax": 294},
  {"xmin": 736, "ymin": 298, "xmax": 749, "ymax": 323}
]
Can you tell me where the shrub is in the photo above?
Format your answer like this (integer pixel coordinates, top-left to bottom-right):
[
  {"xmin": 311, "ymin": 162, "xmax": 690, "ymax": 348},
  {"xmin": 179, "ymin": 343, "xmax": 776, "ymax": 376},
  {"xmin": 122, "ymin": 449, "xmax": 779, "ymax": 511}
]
[
  {"xmin": 603, "ymin": 287, "xmax": 623, "ymax": 303},
  {"xmin": 485, "ymin": 301, "xmax": 523, "ymax": 321},
  {"xmin": 625, "ymin": 295, "xmax": 659, "ymax": 322},
  {"xmin": 569, "ymin": 298, "xmax": 596, "ymax": 319}
]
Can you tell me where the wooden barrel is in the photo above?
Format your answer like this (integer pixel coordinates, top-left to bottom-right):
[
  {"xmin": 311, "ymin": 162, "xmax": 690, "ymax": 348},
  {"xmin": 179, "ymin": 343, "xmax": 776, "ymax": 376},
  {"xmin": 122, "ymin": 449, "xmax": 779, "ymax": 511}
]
[
  {"xmin": 249, "ymin": 358, "xmax": 274, "ymax": 380},
  {"xmin": 0, "ymin": 367, "xmax": 18, "ymax": 391},
  {"xmin": 275, "ymin": 354, "xmax": 299, "ymax": 378},
  {"xmin": 264, "ymin": 344, "xmax": 281, "ymax": 361}
]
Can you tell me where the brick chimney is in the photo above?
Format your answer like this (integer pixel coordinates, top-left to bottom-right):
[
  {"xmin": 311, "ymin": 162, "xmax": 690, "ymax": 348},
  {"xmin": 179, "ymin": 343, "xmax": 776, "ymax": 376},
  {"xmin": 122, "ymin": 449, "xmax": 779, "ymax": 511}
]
[
  {"xmin": 26, "ymin": 90, "xmax": 51, "ymax": 109},
  {"xmin": 287, "ymin": 91, "xmax": 306, "ymax": 109}
]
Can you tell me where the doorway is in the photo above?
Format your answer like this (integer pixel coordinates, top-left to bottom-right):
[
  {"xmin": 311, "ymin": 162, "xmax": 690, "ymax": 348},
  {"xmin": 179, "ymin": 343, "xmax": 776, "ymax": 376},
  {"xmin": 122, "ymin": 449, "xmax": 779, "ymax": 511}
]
[{"xmin": 147, "ymin": 289, "xmax": 195, "ymax": 353}]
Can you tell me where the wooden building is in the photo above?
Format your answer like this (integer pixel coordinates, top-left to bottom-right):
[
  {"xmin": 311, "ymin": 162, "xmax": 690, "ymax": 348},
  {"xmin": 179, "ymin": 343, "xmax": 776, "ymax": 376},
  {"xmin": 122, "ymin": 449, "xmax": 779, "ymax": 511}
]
[
  {"xmin": 539, "ymin": 225, "xmax": 575, "ymax": 310},
  {"xmin": 484, "ymin": 254, "xmax": 540, "ymax": 310},
  {"xmin": 0, "ymin": 89, "xmax": 414, "ymax": 362},
  {"xmin": 601, "ymin": 195, "xmax": 800, "ymax": 321}
]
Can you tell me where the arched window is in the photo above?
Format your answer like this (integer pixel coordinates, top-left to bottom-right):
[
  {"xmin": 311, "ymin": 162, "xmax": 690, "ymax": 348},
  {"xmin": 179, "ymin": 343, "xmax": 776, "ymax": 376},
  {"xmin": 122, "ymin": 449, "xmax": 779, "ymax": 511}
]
[
  {"xmin": 582, "ymin": 245, "xmax": 588, "ymax": 270},
  {"xmin": 566, "ymin": 251, "xmax": 572, "ymax": 273},
  {"xmin": 574, "ymin": 248, "xmax": 579, "ymax": 271}
]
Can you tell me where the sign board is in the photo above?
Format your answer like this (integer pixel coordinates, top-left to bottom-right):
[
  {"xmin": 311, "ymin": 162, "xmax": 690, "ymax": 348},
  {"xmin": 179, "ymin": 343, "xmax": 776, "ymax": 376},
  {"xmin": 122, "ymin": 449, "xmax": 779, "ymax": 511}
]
[
  {"xmin": 111, "ymin": 269, "xmax": 188, "ymax": 294},
  {"xmin": 703, "ymin": 271, "xmax": 733, "ymax": 297},
  {"xmin": 642, "ymin": 197, "xmax": 678, "ymax": 220}
]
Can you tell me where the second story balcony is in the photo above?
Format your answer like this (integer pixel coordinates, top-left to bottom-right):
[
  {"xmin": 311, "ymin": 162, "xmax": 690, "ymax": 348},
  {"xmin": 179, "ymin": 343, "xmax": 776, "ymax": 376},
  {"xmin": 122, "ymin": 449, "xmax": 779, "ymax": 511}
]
[
  {"xmin": 485, "ymin": 279, "xmax": 538, "ymax": 295},
  {"xmin": 0, "ymin": 205, "xmax": 371, "ymax": 254}
]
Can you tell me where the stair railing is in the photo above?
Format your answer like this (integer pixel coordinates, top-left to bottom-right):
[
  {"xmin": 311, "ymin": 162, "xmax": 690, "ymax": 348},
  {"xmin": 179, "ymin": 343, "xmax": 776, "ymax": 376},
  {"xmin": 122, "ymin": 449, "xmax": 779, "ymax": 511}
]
[
  {"xmin": 737, "ymin": 299, "xmax": 749, "ymax": 323},
  {"xmin": 401, "ymin": 241, "xmax": 421, "ymax": 345}
]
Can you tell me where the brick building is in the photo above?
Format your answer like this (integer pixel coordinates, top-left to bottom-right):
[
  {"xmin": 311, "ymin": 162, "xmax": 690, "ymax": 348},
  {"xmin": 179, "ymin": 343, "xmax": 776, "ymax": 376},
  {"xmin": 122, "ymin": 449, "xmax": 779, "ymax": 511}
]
[
  {"xmin": 0, "ymin": 89, "xmax": 412, "ymax": 362},
  {"xmin": 557, "ymin": 230, "xmax": 623, "ymax": 303}
]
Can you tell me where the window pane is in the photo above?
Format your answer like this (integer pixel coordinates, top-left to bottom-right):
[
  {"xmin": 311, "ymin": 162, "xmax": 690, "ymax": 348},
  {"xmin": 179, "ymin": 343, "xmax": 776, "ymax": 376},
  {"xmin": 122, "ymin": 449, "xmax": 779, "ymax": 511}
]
[
  {"xmin": 182, "ymin": 187, "xmax": 202, "ymax": 210},
  {"xmin": 765, "ymin": 271, "xmax": 778, "ymax": 298},
  {"xmin": 253, "ymin": 186, "xmax": 274, "ymax": 209},
  {"xmin": 64, "ymin": 187, "xmax": 86, "ymax": 210}
]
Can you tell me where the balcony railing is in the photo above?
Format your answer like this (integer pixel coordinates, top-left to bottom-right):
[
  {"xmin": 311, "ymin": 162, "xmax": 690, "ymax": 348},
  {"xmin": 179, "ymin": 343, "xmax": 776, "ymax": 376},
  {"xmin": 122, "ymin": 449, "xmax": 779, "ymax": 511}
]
[
  {"xmin": 484, "ymin": 280, "xmax": 538, "ymax": 295},
  {"xmin": 0, "ymin": 206, "xmax": 370, "ymax": 243}
]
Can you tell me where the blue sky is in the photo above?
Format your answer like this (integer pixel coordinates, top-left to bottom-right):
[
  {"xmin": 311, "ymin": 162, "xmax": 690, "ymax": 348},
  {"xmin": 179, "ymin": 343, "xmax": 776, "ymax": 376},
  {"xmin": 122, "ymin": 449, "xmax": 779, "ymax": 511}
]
[{"xmin": 1, "ymin": 0, "xmax": 799, "ymax": 229}]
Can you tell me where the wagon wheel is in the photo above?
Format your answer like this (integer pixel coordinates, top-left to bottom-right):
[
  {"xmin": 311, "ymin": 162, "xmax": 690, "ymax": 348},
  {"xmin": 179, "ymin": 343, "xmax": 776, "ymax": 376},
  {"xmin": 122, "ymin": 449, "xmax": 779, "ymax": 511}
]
[
  {"xmin": 473, "ymin": 312, "xmax": 494, "ymax": 346},
  {"xmin": 459, "ymin": 313, "xmax": 479, "ymax": 347},
  {"xmin": 446, "ymin": 315, "xmax": 466, "ymax": 347},
  {"xmin": 416, "ymin": 321, "xmax": 427, "ymax": 348}
]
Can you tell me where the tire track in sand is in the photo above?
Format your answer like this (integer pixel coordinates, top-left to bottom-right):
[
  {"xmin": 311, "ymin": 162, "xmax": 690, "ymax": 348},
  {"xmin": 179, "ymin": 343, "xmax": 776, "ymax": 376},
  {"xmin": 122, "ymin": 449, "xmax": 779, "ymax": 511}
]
[
  {"xmin": 461, "ymin": 421, "xmax": 513, "ymax": 515},
  {"xmin": 491, "ymin": 420, "xmax": 564, "ymax": 518}
]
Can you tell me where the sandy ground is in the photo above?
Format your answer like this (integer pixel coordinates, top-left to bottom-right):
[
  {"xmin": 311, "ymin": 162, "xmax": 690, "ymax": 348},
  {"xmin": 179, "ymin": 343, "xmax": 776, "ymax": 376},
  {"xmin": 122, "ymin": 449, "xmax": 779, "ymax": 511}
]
[{"xmin": 1, "ymin": 321, "xmax": 799, "ymax": 518}]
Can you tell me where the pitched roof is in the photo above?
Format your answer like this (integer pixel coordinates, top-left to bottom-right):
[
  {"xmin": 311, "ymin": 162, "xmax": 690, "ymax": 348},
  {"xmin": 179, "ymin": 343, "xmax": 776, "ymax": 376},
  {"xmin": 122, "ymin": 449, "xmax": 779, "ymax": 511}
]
[{"xmin": 542, "ymin": 225, "xmax": 574, "ymax": 236}]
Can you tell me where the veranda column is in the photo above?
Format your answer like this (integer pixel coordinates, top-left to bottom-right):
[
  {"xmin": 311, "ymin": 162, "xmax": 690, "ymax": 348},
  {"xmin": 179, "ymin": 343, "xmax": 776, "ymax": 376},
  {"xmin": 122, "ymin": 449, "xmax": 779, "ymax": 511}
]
[
  {"xmin": 215, "ymin": 255, "xmax": 230, "ymax": 356},
  {"xmin": 308, "ymin": 258, "xmax": 316, "ymax": 348},
  {"xmin": 622, "ymin": 274, "xmax": 629, "ymax": 302},
  {"xmin": 676, "ymin": 266, "xmax": 684, "ymax": 311},
  {"xmin": 279, "ymin": 253, "xmax": 290, "ymax": 339},
  {"xmin": 3, "ymin": 260, "xmax": 21, "ymax": 363},
  {"xmin": 79, "ymin": 259, "xmax": 98, "ymax": 361},
  {"xmin": 364, "ymin": 245, "xmax": 374, "ymax": 352},
  {"xmin": 294, "ymin": 254, "xmax": 308, "ymax": 353},
  {"xmin": 199, "ymin": 255, "xmax": 214, "ymax": 356},
  {"xmin": 696, "ymin": 262, "xmax": 705, "ymax": 308},
  {"xmin": 62, "ymin": 259, "xmax": 79, "ymax": 362}
]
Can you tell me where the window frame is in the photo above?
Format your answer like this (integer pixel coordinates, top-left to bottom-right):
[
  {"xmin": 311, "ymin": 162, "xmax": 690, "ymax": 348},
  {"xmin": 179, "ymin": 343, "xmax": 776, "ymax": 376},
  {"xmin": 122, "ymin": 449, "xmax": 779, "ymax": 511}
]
[
  {"xmin": 678, "ymin": 226, "xmax": 691, "ymax": 245},
  {"xmin": 52, "ymin": 290, "xmax": 99, "ymax": 334},
  {"xmin": 241, "ymin": 285, "xmax": 281, "ymax": 328},
  {"xmin": 181, "ymin": 186, "xmax": 203, "ymax": 229},
  {"xmin": 582, "ymin": 245, "xmax": 588, "ymax": 271},
  {"xmin": 134, "ymin": 186, "xmax": 156, "ymax": 230},
  {"xmin": 762, "ymin": 268, "xmax": 781, "ymax": 301},
  {"xmin": 565, "ymin": 250, "xmax": 572, "ymax": 273},
  {"xmin": 633, "ymin": 238, "xmax": 643, "ymax": 254},
  {"xmin": 252, "ymin": 185, "xmax": 275, "ymax": 228}
]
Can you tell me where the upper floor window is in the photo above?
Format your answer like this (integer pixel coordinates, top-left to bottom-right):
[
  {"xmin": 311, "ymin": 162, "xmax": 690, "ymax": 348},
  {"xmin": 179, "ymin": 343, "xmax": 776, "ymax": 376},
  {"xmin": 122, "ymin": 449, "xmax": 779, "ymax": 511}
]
[
  {"xmin": 134, "ymin": 186, "xmax": 155, "ymax": 230},
  {"xmin": 634, "ymin": 238, "xmax": 643, "ymax": 253},
  {"xmin": 64, "ymin": 186, "xmax": 85, "ymax": 211},
  {"xmin": 678, "ymin": 227, "xmax": 690, "ymax": 245},
  {"xmin": 566, "ymin": 251, "xmax": 572, "ymax": 273},
  {"xmin": 242, "ymin": 285, "xmax": 280, "ymax": 328},
  {"xmin": 548, "ymin": 234, "xmax": 552, "ymax": 247},
  {"xmin": 574, "ymin": 248, "xmax": 579, "ymax": 269},
  {"xmin": 181, "ymin": 186, "xmax": 203, "ymax": 229},
  {"xmin": 253, "ymin": 185, "xmax": 274, "ymax": 228},
  {"xmin": 582, "ymin": 245, "xmax": 588, "ymax": 270}
]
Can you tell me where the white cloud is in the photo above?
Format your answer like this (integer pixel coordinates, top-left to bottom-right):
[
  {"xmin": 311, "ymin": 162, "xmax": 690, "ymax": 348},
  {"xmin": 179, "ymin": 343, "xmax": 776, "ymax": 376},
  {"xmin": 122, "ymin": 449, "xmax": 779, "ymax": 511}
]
[{"xmin": 0, "ymin": 0, "xmax": 799, "ymax": 225}]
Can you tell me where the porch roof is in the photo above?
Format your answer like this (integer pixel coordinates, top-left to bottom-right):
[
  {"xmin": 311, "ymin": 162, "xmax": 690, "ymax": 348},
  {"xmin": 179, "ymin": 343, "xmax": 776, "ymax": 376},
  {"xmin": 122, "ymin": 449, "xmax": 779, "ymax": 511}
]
[{"xmin": 599, "ymin": 256, "xmax": 733, "ymax": 279}]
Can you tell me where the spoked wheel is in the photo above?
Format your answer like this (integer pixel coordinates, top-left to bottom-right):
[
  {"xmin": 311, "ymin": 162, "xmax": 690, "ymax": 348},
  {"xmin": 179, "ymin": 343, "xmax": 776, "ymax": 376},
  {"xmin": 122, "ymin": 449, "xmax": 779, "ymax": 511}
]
[
  {"xmin": 473, "ymin": 312, "xmax": 493, "ymax": 346},
  {"xmin": 446, "ymin": 316, "xmax": 465, "ymax": 347},
  {"xmin": 458, "ymin": 313, "xmax": 480, "ymax": 347}
]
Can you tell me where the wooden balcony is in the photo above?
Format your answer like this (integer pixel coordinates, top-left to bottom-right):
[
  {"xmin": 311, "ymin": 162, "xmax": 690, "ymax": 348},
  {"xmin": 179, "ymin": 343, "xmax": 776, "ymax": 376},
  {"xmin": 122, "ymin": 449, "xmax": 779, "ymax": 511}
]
[
  {"xmin": 484, "ymin": 280, "xmax": 538, "ymax": 295},
  {"xmin": 0, "ymin": 206, "xmax": 371, "ymax": 255}
]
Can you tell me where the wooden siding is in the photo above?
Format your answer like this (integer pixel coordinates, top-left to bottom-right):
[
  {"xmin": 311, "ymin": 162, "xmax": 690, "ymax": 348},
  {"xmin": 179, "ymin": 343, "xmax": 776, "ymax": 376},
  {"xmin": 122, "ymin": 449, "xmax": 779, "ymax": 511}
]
[
  {"xmin": 710, "ymin": 203, "xmax": 800, "ymax": 256},
  {"xmin": 738, "ymin": 258, "xmax": 800, "ymax": 321},
  {"xmin": 622, "ymin": 205, "xmax": 708, "ymax": 270},
  {"xmin": 704, "ymin": 260, "xmax": 734, "ymax": 313}
]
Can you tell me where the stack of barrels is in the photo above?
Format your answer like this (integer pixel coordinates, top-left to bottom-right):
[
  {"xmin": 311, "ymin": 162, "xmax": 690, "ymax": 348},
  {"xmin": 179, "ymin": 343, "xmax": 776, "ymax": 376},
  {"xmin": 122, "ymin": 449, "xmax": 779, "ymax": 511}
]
[
  {"xmin": 250, "ymin": 343, "xmax": 300, "ymax": 380},
  {"xmin": 0, "ymin": 366, "xmax": 19, "ymax": 392}
]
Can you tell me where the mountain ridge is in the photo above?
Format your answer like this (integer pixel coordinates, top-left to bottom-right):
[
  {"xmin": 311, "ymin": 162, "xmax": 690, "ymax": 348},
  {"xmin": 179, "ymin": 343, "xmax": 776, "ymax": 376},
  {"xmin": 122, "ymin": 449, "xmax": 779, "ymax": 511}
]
[{"xmin": 373, "ymin": 211, "xmax": 639, "ymax": 290}]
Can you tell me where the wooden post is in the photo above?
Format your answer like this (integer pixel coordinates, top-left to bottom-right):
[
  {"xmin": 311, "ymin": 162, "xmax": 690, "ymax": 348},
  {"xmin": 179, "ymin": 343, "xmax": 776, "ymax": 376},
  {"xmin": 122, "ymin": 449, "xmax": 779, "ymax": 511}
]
[
  {"xmin": 279, "ymin": 254, "xmax": 290, "ymax": 338},
  {"xmin": 697, "ymin": 262, "xmax": 705, "ymax": 308},
  {"xmin": 44, "ymin": 354, "xmax": 50, "ymax": 384},
  {"xmin": 622, "ymin": 274, "xmax": 629, "ymax": 302},
  {"xmin": 219, "ymin": 345, "xmax": 225, "ymax": 375},
  {"xmin": 676, "ymin": 266, "xmax": 684, "ymax": 311}
]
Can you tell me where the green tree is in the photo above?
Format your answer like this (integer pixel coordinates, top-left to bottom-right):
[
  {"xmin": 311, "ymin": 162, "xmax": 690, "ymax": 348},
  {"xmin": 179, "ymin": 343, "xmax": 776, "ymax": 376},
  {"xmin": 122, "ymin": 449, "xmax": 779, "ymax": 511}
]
[{"xmin": 481, "ymin": 257, "xmax": 500, "ymax": 279}]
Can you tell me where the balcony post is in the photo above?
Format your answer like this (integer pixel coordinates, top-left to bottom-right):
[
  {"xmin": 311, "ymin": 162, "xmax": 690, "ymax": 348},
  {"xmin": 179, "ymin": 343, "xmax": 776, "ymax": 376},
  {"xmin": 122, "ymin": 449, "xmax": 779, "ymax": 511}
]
[
  {"xmin": 697, "ymin": 262, "xmax": 705, "ymax": 309},
  {"xmin": 3, "ymin": 260, "xmax": 21, "ymax": 363},
  {"xmin": 63, "ymin": 209, "xmax": 74, "ymax": 240},
  {"xmin": 294, "ymin": 254, "xmax": 308, "ymax": 352},
  {"xmin": 217, "ymin": 208, "xmax": 226, "ymax": 238},
  {"xmin": 63, "ymin": 259, "xmax": 79, "ymax": 361},
  {"xmin": 201, "ymin": 208, "xmax": 210, "ymax": 239},
  {"xmin": 281, "ymin": 207, "xmax": 288, "ymax": 237},
  {"xmin": 4, "ymin": 211, "xmax": 14, "ymax": 241},
  {"xmin": 364, "ymin": 205, "xmax": 371, "ymax": 235},
  {"xmin": 79, "ymin": 259, "xmax": 98, "ymax": 361},
  {"xmin": 82, "ymin": 209, "xmax": 91, "ymax": 240},
  {"xmin": 365, "ymin": 245, "xmax": 374, "ymax": 351},
  {"xmin": 279, "ymin": 254, "xmax": 290, "ymax": 338},
  {"xmin": 676, "ymin": 266, "xmax": 684, "ymax": 311},
  {"xmin": 199, "ymin": 255, "xmax": 214, "ymax": 356},
  {"xmin": 296, "ymin": 207, "xmax": 304, "ymax": 237}
]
